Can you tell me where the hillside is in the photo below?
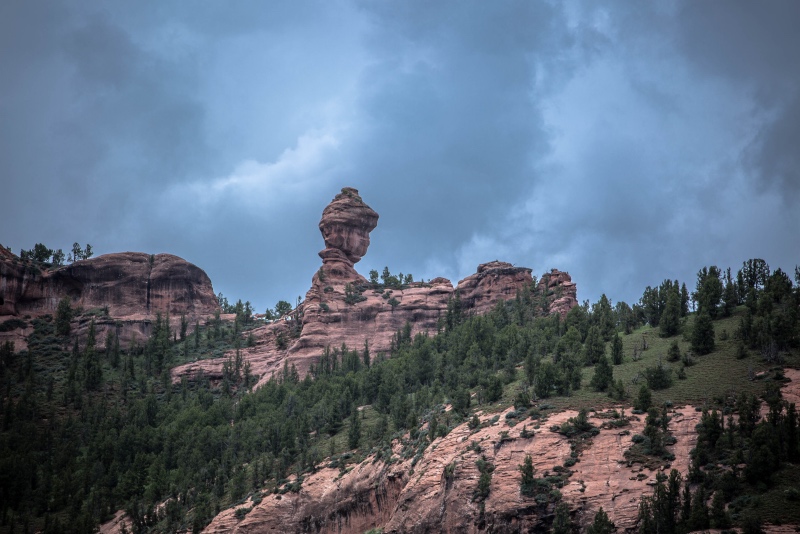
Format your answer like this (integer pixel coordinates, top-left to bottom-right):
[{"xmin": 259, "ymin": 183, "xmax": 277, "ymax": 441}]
[{"xmin": 1, "ymin": 201, "xmax": 799, "ymax": 533}]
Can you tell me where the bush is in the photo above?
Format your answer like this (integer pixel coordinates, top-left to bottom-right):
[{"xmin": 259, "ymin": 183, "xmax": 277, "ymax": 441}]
[
  {"xmin": 0, "ymin": 318, "xmax": 27, "ymax": 332},
  {"xmin": 643, "ymin": 361, "xmax": 672, "ymax": 390},
  {"xmin": 514, "ymin": 390, "xmax": 530, "ymax": 410},
  {"xmin": 473, "ymin": 457, "xmax": 494, "ymax": 502},
  {"xmin": 667, "ymin": 340, "xmax": 681, "ymax": 362},
  {"xmin": 634, "ymin": 384, "xmax": 653, "ymax": 411}
]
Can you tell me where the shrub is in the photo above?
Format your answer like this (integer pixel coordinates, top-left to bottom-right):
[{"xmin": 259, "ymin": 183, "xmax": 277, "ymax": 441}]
[
  {"xmin": 472, "ymin": 456, "xmax": 494, "ymax": 502},
  {"xmin": 667, "ymin": 340, "xmax": 681, "ymax": 362},
  {"xmin": 633, "ymin": 384, "xmax": 652, "ymax": 411},
  {"xmin": 643, "ymin": 361, "xmax": 672, "ymax": 390},
  {"xmin": 0, "ymin": 318, "xmax": 27, "ymax": 332}
]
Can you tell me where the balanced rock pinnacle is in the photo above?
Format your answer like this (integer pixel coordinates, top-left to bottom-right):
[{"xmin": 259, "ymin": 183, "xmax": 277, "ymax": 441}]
[
  {"xmin": 318, "ymin": 187, "xmax": 379, "ymax": 267},
  {"xmin": 172, "ymin": 186, "xmax": 578, "ymax": 387}
]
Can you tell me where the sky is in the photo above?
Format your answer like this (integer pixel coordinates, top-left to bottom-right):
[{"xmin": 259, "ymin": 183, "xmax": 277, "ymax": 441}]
[{"xmin": 2, "ymin": 1, "xmax": 798, "ymax": 313}]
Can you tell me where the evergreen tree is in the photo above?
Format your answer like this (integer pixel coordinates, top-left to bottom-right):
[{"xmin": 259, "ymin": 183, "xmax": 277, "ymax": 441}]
[
  {"xmin": 694, "ymin": 266, "xmax": 723, "ymax": 318},
  {"xmin": 680, "ymin": 283, "xmax": 690, "ymax": 316},
  {"xmin": 592, "ymin": 294, "xmax": 616, "ymax": 342},
  {"xmin": 660, "ymin": 286, "xmax": 681, "ymax": 337},
  {"xmin": 552, "ymin": 502, "xmax": 573, "ymax": 534},
  {"xmin": 519, "ymin": 454, "xmax": 535, "ymax": 496},
  {"xmin": 55, "ymin": 296, "xmax": 72, "ymax": 337},
  {"xmin": 634, "ymin": 384, "xmax": 652, "ymax": 412},
  {"xmin": 691, "ymin": 311, "xmax": 715, "ymax": 355},
  {"xmin": 348, "ymin": 405, "xmax": 361, "ymax": 450},
  {"xmin": 362, "ymin": 340, "xmax": 371, "ymax": 369},
  {"xmin": 590, "ymin": 354, "xmax": 613, "ymax": 392},
  {"xmin": 688, "ymin": 486, "xmax": 709, "ymax": 531},
  {"xmin": 583, "ymin": 326, "xmax": 605, "ymax": 365},
  {"xmin": 710, "ymin": 490, "xmax": 730, "ymax": 529},
  {"xmin": 611, "ymin": 333, "xmax": 623, "ymax": 365},
  {"xmin": 83, "ymin": 319, "xmax": 102, "ymax": 390},
  {"xmin": 722, "ymin": 268, "xmax": 738, "ymax": 317},
  {"xmin": 587, "ymin": 507, "xmax": 615, "ymax": 534}
]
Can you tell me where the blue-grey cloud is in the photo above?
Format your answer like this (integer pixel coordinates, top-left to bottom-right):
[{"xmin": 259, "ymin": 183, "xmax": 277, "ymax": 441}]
[{"xmin": 1, "ymin": 0, "xmax": 797, "ymax": 314}]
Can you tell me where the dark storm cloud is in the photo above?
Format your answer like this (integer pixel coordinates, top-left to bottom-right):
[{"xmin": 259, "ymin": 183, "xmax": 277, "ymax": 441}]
[
  {"xmin": 346, "ymin": 1, "xmax": 571, "ymax": 279},
  {"xmin": 1, "ymin": 0, "xmax": 798, "ymax": 313},
  {"xmin": 676, "ymin": 0, "xmax": 800, "ymax": 197},
  {"xmin": 0, "ymin": 0, "xmax": 208, "ymax": 252}
]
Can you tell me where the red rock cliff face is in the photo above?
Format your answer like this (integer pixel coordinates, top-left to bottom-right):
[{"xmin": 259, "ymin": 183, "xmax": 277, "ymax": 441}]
[
  {"xmin": 538, "ymin": 268, "xmax": 578, "ymax": 317},
  {"xmin": 0, "ymin": 251, "xmax": 218, "ymax": 348},
  {"xmin": 172, "ymin": 188, "xmax": 577, "ymax": 387},
  {"xmin": 199, "ymin": 405, "xmax": 702, "ymax": 534}
]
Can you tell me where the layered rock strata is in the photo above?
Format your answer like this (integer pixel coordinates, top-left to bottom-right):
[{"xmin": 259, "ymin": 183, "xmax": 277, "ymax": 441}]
[
  {"xmin": 198, "ymin": 406, "xmax": 701, "ymax": 533},
  {"xmin": 0, "ymin": 251, "xmax": 218, "ymax": 349}
]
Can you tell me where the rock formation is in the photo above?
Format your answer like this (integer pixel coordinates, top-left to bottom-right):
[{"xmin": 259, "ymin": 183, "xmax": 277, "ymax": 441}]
[
  {"xmin": 100, "ymin": 370, "xmax": 800, "ymax": 534},
  {"xmin": 319, "ymin": 186, "xmax": 379, "ymax": 267},
  {"xmin": 172, "ymin": 187, "xmax": 577, "ymax": 387},
  {"xmin": 199, "ymin": 405, "xmax": 701, "ymax": 533},
  {"xmin": 0, "ymin": 251, "xmax": 218, "ymax": 349},
  {"xmin": 538, "ymin": 268, "xmax": 579, "ymax": 317}
]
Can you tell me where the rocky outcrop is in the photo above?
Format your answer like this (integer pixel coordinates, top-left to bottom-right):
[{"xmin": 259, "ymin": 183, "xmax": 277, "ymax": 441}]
[
  {"xmin": 172, "ymin": 187, "xmax": 578, "ymax": 386},
  {"xmin": 100, "ymin": 372, "xmax": 800, "ymax": 534},
  {"xmin": 538, "ymin": 269, "xmax": 578, "ymax": 317},
  {"xmin": 457, "ymin": 261, "xmax": 534, "ymax": 315},
  {"xmin": 198, "ymin": 405, "xmax": 701, "ymax": 533},
  {"xmin": 0, "ymin": 252, "xmax": 218, "ymax": 348}
]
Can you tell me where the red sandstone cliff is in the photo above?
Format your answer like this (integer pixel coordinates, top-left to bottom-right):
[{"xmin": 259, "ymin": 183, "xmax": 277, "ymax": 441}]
[
  {"xmin": 100, "ymin": 370, "xmax": 800, "ymax": 534},
  {"xmin": 172, "ymin": 187, "xmax": 578, "ymax": 388},
  {"xmin": 199, "ymin": 405, "xmax": 700, "ymax": 533},
  {"xmin": 0, "ymin": 251, "xmax": 218, "ymax": 348}
]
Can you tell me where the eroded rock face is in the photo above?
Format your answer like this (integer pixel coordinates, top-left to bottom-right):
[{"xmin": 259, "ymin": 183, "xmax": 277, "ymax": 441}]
[
  {"xmin": 101, "ymin": 370, "xmax": 800, "ymax": 533},
  {"xmin": 171, "ymin": 187, "xmax": 578, "ymax": 386},
  {"xmin": 539, "ymin": 269, "xmax": 578, "ymax": 317},
  {"xmin": 456, "ymin": 261, "xmax": 534, "ymax": 315},
  {"xmin": 0, "ymin": 252, "xmax": 218, "ymax": 348},
  {"xmin": 196, "ymin": 405, "xmax": 701, "ymax": 533}
]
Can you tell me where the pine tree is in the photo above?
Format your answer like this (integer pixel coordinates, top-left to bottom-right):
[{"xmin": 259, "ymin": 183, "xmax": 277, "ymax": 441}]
[
  {"xmin": 583, "ymin": 326, "xmax": 605, "ymax": 365},
  {"xmin": 710, "ymin": 490, "xmax": 730, "ymax": 529},
  {"xmin": 519, "ymin": 454, "xmax": 535, "ymax": 496},
  {"xmin": 691, "ymin": 311, "xmax": 715, "ymax": 355},
  {"xmin": 660, "ymin": 286, "xmax": 681, "ymax": 337},
  {"xmin": 362, "ymin": 340, "xmax": 371, "ymax": 369},
  {"xmin": 348, "ymin": 405, "xmax": 361, "ymax": 450},
  {"xmin": 590, "ymin": 354, "xmax": 613, "ymax": 392},
  {"xmin": 634, "ymin": 384, "xmax": 652, "ymax": 412},
  {"xmin": 680, "ymin": 283, "xmax": 690, "ymax": 316},
  {"xmin": 55, "ymin": 297, "xmax": 72, "ymax": 337},
  {"xmin": 83, "ymin": 319, "xmax": 102, "ymax": 390},
  {"xmin": 587, "ymin": 507, "xmax": 615, "ymax": 534},
  {"xmin": 611, "ymin": 333, "xmax": 623, "ymax": 365},
  {"xmin": 688, "ymin": 486, "xmax": 709, "ymax": 531},
  {"xmin": 552, "ymin": 502, "xmax": 573, "ymax": 534}
]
